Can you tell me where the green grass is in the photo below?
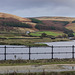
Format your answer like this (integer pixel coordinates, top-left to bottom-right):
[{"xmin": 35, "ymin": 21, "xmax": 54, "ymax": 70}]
[
  {"xmin": 30, "ymin": 31, "xmax": 64, "ymax": 37},
  {"xmin": 0, "ymin": 59, "xmax": 75, "ymax": 66},
  {"xmin": 73, "ymin": 33, "xmax": 75, "ymax": 35},
  {"xmin": 0, "ymin": 38, "xmax": 69, "ymax": 46},
  {"xmin": 1, "ymin": 71, "xmax": 75, "ymax": 75},
  {"xmin": 0, "ymin": 31, "xmax": 69, "ymax": 46}
]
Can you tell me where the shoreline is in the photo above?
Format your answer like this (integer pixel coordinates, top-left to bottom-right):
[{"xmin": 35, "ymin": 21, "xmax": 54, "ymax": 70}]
[
  {"xmin": 0, "ymin": 64, "xmax": 75, "ymax": 73},
  {"xmin": 0, "ymin": 38, "xmax": 70, "ymax": 46}
]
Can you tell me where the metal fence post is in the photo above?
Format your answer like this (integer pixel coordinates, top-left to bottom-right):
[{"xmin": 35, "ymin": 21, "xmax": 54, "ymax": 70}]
[
  {"xmin": 29, "ymin": 45, "xmax": 31, "ymax": 60},
  {"xmin": 4, "ymin": 46, "xmax": 6, "ymax": 60},
  {"xmin": 72, "ymin": 45, "xmax": 74, "ymax": 59},
  {"xmin": 51, "ymin": 45, "xmax": 53, "ymax": 59}
]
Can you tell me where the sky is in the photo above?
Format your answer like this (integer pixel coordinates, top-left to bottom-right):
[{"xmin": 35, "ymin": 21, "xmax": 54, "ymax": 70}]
[{"xmin": 0, "ymin": 0, "xmax": 75, "ymax": 17}]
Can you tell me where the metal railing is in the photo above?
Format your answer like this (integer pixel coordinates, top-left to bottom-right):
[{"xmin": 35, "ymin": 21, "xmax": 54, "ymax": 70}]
[{"xmin": 0, "ymin": 45, "xmax": 74, "ymax": 60}]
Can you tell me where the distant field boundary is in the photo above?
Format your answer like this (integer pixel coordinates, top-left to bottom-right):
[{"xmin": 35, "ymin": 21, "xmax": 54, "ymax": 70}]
[{"xmin": 0, "ymin": 38, "xmax": 40, "ymax": 39}]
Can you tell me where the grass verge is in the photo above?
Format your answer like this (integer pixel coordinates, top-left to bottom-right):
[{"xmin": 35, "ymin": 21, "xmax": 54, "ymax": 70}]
[
  {"xmin": 0, "ymin": 71, "xmax": 75, "ymax": 75},
  {"xmin": 0, "ymin": 38, "xmax": 69, "ymax": 46},
  {"xmin": 0, "ymin": 59, "xmax": 75, "ymax": 66}
]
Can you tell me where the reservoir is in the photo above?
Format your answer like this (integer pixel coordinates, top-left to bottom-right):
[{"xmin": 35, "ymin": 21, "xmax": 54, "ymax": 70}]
[
  {"xmin": 0, "ymin": 40, "xmax": 75, "ymax": 60},
  {"xmin": 44, "ymin": 40, "xmax": 75, "ymax": 46}
]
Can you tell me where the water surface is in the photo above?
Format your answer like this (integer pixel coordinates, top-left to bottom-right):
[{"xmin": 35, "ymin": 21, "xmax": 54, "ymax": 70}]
[{"xmin": 0, "ymin": 40, "xmax": 75, "ymax": 60}]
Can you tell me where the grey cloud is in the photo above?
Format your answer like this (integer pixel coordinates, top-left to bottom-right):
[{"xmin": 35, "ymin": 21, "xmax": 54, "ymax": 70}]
[
  {"xmin": 1, "ymin": 0, "xmax": 75, "ymax": 10},
  {"xmin": 0, "ymin": 0, "xmax": 75, "ymax": 17}
]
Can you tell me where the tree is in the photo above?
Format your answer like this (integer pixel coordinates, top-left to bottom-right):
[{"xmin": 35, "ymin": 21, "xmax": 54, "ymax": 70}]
[
  {"xmin": 72, "ymin": 20, "xmax": 75, "ymax": 23},
  {"xmin": 2, "ymin": 21, "xmax": 32, "ymax": 28},
  {"xmin": 30, "ymin": 18, "xmax": 43, "ymax": 24},
  {"xmin": 41, "ymin": 33, "xmax": 47, "ymax": 37},
  {"xmin": 68, "ymin": 33, "xmax": 74, "ymax": 37},
  {"xmin": 62, "ymin": 34, "xmax": 68, "ymax": 38}
]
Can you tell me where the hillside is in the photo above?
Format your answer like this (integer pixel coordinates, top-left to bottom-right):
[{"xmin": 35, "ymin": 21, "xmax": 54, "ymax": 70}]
[
  {"xmin": 0, "ymin": 13, "xmax": 75, "ymax": 35},
  {"xmin": 0, "ymin": 13, "xmax": 38, "ymax": 33},
  {"xmin": 0, "ymin": 13, "xmax": 73, "ymax": 45},
  {"xmin": 0, "ymin": 12, "xmax": 31, "ymax": 22},
  {"xmin": 36, "ymin": 16, "xmax": 75, "ymax": 21},
  {"xmin": 34, "ymin": 17, "xmax": 75, "ymax": 33},
  {"xmin": 66, "ymin": 23, "xmax": 75, "ymax": 32},
  {"xmin": 35, "ymin": 16, "xmax": 75, "ymax": 32}
]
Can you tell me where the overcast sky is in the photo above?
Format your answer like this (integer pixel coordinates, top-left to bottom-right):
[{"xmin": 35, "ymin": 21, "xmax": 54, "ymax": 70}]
[{"xmin": 0, "ymin": 0, "xmax": 75, "ymax": 17}]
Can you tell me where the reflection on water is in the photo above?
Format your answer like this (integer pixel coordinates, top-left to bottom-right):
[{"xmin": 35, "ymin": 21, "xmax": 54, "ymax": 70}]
[
  {"xmin": 0, "ymin": 65, "xmax": 75, "ymax": 73},
  {"xmin": 62, "ymin": 65, "xmax": 75, "ymax": 70}
]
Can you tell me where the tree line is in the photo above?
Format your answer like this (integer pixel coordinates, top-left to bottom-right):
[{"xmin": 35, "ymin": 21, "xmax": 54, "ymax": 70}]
[
  {"xmin": 30, "ymin": 18, "xmax": 43, "ymax": 24},
  {"xmin": 1, "ymin": 21, "xmax": 32, "ymax": 28}
]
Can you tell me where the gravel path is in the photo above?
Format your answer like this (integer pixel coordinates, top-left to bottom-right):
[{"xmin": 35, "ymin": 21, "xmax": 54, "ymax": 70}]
[{"xmin": 0, "ymin": 64, "xmax": 75, "ymax": 74}]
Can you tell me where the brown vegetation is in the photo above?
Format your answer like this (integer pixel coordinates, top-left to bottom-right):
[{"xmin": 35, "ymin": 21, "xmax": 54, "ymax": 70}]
[
  {"xmin": 0, "ymin": 13, "xmax": 74, "ymax": 33},
  {"xmin": 42, "ymin": 20, "xmax": 64, "ymax": 29},
  {"xmin": 0, "ymin": 12, "xmax": 31, "ymax": 22},
  {"xmin": 36, "ymin": 16, "xmax": 75, "ymax": 21},
  {"xmin": 66, "ymin": 23, "xmax": 75, "ymax": 32},
  {"xmin": 0, "ymin": 13, "xmax": 36, "ymax": 32}
]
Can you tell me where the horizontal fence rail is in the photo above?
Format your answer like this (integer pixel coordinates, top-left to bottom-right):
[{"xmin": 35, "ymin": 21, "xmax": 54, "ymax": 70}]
[{"xmin": 0, "ymin": 45, "xmax": 74, "ymax": 60}]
